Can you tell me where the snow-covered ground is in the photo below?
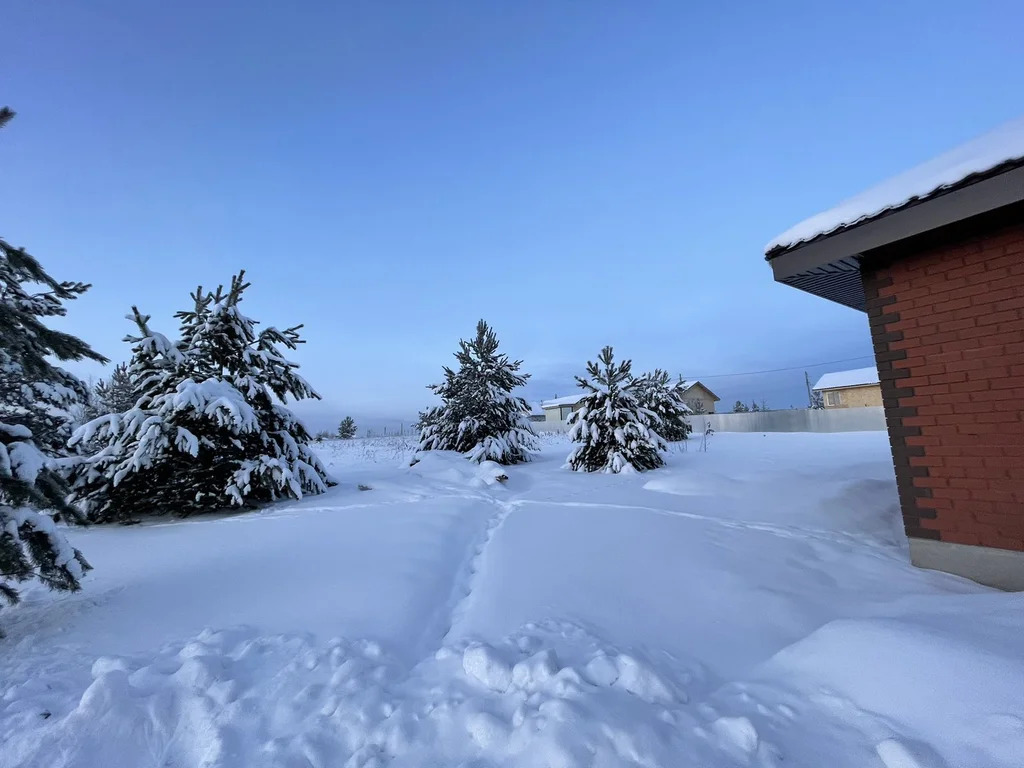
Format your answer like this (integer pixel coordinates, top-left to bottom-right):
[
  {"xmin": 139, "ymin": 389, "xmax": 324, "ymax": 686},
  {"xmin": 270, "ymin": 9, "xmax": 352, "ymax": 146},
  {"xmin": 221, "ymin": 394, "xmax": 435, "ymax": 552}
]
[{"xmin": 3, "ymin": 433, "xmax": 1023, "ymax": 768}]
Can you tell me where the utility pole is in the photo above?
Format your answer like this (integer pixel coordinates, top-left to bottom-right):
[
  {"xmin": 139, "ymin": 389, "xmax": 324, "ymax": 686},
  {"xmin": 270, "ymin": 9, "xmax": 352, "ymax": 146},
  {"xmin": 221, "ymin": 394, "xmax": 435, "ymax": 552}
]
[{"xmin": 804, "ymin": 371, "xmax": 813, "ymax": 408}]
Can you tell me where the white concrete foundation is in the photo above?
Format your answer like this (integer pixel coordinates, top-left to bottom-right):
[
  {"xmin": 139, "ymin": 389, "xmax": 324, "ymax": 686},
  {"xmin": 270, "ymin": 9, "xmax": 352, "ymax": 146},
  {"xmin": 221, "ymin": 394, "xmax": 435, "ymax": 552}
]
[{"xmin": 910, "ymin": 538, "xmax": 1024, "ymax": 591}]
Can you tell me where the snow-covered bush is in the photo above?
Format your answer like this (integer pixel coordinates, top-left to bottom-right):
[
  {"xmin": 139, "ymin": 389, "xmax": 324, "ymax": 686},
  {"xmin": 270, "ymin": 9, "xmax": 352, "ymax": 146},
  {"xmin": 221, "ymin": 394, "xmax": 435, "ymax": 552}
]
[
  {"xmin": 565, "ymin": 347, "xmax": 666, "ymax": 473},
  {"xmin": 633, "ymin": 370, "xmax": 693, "ymax": 442},
  {"xmin": 68, "ymin": 272, "xmax": 333, "ymax": 522},
  {"xmin": 417, "ymin": 320, "xmax": 537, "ymax": 465},
  {"xmin": 1, "ymin": 188, "xmax": 102, "ymax": 621}
]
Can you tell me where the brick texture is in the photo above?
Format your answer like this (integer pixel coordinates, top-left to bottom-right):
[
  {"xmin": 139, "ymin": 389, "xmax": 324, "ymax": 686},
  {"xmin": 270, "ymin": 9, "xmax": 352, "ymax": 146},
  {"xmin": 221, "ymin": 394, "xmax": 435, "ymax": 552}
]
[{"xmin": 862, "ymin": 221, "xmax": 1024, "ymax": 551}]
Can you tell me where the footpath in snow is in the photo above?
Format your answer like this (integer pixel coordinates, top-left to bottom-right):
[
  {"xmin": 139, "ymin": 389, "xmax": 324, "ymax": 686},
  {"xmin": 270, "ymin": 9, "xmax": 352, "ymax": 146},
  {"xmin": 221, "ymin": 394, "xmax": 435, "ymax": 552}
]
[{"xmin": 2, "ymin": 433, "xmax": 1023, "ymax": 768}]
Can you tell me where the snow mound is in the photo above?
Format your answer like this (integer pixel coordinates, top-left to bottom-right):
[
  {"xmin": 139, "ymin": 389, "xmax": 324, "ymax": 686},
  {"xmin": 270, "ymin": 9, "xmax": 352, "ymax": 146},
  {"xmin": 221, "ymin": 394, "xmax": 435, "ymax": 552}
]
[
  {"xmin": 2, "ymin": 623, "xmax": 768, "ymax": 768},
  {"xmin": 410, "ymin": 451, "xmax": 510, "ymax": 488},
  {"xmin": 876, "ymin": 738, "xmax": 948, "ymax": 768},
  {"xmin": 752, "ymin": 595, "xmax": 1024, "ymax": 767},
  {"xmin": 711, "ymin": 715, "xmax": 759, "ymax": 757},
  {"xmin": 462, "ymin": 642, "xmax": 513, "ymax": 692}
]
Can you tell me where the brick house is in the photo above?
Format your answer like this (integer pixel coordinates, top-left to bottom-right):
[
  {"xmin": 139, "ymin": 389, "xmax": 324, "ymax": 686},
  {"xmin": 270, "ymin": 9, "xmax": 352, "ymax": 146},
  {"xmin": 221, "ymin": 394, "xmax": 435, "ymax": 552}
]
[
  {"xmin": 765, "ymin": 118, "xmax": 1024, "ymax": 590},
  {"xmin": 813, "ymin": 366, "xmax": 882, "ymax": 409}
]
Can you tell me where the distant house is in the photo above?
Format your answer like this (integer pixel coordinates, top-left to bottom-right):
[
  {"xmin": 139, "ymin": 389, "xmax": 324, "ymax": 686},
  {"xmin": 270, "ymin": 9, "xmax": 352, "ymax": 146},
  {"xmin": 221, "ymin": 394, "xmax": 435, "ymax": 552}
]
[
  {"xmin": 527, "ymin": 402, "xmax": 546, "ymax": 423},
  {"xmin": 541, "ymin": 380, "xmax": 718, "ymax": 421},
  {"xmin": 679, "ymin": 381, "xmax": 720, "ymax": 413},
  {"xmin": 540, "ymin": 394, "xmax": 586, "ymax": 423},
  {"xmin": 764, "ymin": 116, "xmax": 1024, "ymax": 590},
  {"xmin": 812, "ymin": 367, "xmax": 881, "ymax": 409}
]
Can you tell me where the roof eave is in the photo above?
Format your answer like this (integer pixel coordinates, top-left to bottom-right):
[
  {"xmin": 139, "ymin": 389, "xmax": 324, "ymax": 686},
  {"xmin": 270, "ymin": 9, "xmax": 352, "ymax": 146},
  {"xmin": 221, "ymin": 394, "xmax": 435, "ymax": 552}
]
[{"xmin": 766, "ymin": 164, "xmax": 1024, "ymax": 312}]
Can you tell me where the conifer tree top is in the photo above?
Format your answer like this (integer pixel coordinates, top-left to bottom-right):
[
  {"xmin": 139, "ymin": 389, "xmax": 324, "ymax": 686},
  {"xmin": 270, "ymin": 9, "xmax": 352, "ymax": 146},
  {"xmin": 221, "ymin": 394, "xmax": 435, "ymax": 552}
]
[
  {"xmin": 1, "ymin": 238, "xmax": 109, "ymax": 376},
  {"xmin": 446, "ymin": 320, "xmax": 525, "ymax": 377}
]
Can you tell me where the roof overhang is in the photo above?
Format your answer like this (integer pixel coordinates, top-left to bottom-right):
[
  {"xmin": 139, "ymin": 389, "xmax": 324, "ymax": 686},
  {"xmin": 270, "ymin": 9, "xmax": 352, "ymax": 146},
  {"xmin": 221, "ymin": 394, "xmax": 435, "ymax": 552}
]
[
  {"xmin": 765, "ymin": 164, "xmax": 1024, "ymax": 312},
  {"xmin": 540, "ymin": 395, "xmax": 585, "ymax": 409}
]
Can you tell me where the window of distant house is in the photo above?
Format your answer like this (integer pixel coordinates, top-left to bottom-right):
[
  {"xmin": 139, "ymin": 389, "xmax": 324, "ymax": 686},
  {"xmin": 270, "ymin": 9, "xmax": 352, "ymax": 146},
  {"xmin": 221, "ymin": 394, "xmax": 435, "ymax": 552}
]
[
  {"xmin": 826, "ymin": 391, "xmax": 841, "ymax": 406},
  {"xmin": 560, "ymin": 405, "xmax": 574, "ymax": 420}
]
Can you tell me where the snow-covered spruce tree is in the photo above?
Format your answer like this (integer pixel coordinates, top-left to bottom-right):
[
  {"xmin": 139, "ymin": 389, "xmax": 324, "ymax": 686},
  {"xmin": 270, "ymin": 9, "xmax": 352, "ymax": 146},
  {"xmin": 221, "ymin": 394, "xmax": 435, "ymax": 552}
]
[
  {"xmin": 417, "ymin": 320, "xmax": 537, "ymax": 464},
  {"xmin": 565, "ymin": 347, "xmax": 666, "ymax": 473},
  {"xmin": 1, "ymin": 203, "xmax": 104, "ymax": 618},
  {"xmin": 0, "ymin": 255, "xmax": 95, "ymax": 457},
  {"xmin": 76, "ymin": 362, "xmax": 137, "ymax": 433},
  {"xmin": 68, "ymin": 272, "xmax": 332, "ymax": 522},
  {"xmin": 173, "ymin": 275, "xmax": 334, "ymax": 508},
  {"xmin": 337, "ymin": 416, "xmax": 357, "ymax": 439},
  {"xmin": 634, "ymin": 369, "xmax": 693, "ymax": 442},
  {"xmin": 93, "ymin": 362, "xmax": 136, "ymax": 416}
]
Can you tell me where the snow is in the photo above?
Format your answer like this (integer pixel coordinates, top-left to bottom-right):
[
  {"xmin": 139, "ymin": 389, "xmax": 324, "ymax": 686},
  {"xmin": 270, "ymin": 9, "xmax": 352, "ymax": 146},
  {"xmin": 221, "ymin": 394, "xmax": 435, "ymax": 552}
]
[
  {"xmin": 540, "ymin": 393, "xmax": 585, "ymax": 409},
  {"xmin": 0, "ymin": 422, "xmax": 32, "ymax": 439},
  {"xmin": 813, "ymin": 366, "xmax": 880, "ymax": 391},
  {"xmin": 171, "ymin": 377, "xmax": 260, "ymax": 431},
  {"xmin": 463, "ymin": 642, "xmax": 513, "ymax": 692},
  {"xmin": 5, "ymin": 506, "xmax": 86, "ymax": 582},
  {"xmin": 2, "ymin": 432, "xmax": 1022, "ymax": 767},
  {"xmin": 767, "ymin": 114, "xmax": 1024, "ymax": 252},
  {"xmin": 7, "ymin": 440, "xmax": 47, "ymax": 484}
]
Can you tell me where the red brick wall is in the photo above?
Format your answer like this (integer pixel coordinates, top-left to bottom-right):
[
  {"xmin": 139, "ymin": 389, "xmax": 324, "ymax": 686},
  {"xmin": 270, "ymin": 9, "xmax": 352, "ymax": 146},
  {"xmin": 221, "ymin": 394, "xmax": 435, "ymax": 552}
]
[{"xmin": 862, "ymin": 220, "xmax": 1024, "ymax": 551}]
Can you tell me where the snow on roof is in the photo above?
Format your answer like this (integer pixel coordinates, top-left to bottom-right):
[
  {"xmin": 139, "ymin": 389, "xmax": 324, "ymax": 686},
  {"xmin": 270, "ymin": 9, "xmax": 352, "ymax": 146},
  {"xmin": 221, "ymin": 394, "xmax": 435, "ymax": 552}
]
[
  {"xmin": 540, "ymin": 393, "xmax": 585, "ymax": 409},
  {"xmin": 766, "ymin": 115, "xmax": 1024, "ymax": 254},
  {"xmin": 812, "ymin": 367, "xmax": 880, "ymax": 392}
]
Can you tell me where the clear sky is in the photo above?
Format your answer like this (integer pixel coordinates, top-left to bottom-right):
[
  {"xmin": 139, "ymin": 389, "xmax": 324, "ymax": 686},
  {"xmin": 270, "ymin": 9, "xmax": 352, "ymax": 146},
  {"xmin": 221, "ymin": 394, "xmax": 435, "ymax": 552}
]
[{"xmin": 4, "ymin": 1, "xmax": 1023, "ymax": 430}]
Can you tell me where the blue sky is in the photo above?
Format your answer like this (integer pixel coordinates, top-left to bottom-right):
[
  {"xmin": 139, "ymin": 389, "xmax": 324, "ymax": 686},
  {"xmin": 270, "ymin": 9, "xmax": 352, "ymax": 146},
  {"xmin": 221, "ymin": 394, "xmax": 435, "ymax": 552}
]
[{"xmin": 4, "ymin": 1, "xmax": 1023, "ymax": 430}]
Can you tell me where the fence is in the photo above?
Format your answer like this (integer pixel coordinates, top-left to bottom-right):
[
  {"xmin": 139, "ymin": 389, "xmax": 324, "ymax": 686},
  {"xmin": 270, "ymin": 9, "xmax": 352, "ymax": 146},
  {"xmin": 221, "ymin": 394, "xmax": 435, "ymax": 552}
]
[
  {"xmin": 695, "ymin": 407, "xmax": 886, "ymax": 433},
  {"xmin": 533, "ymin": 407, "xmax": 886, "ymax": 435}
]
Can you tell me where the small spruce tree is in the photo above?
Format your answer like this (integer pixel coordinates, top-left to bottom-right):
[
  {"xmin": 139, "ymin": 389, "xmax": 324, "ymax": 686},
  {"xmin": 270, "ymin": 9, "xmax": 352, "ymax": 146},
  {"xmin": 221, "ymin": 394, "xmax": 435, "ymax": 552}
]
[
  {"xmin": 732, "ymin": 400, "xmax": 750, "ymax": 413},
  {"xmin": 1, "ymin": 157, "xmax": 104, "ymax": 619},
  {"xmin": 634, "ymin": 370, "xmax": 693, "ymax": 441},
  {"xmin": 93, "ymin": 362, "xmax": 136, "ymax": 415},
  {"xmin": 565, "ymin": 347, "xmax": 666, "ymax": 473},
  {"xmin": 417, "ymin": 320, "xmax": 537, "ymax": 464},
  {"xmin": 69, "ymin": 272, "xmax": 333, "ymax": 522},
  {"xmin": 338, "ymin": 416, "xmax": 357, "ymax": 439}
]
